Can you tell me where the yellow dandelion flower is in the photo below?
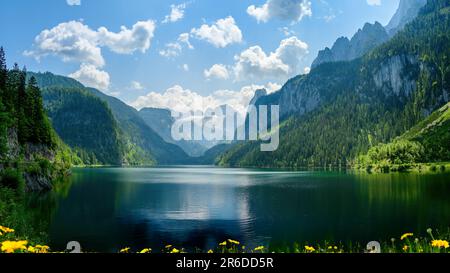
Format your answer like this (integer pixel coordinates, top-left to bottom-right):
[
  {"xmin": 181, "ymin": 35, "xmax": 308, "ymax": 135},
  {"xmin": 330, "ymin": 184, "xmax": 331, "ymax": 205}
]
[
  {"xmin": 0, "ymin": 226, "xmax": 14, "ymax": 234},
  {"xmin": 219, "ymin": 241, "xmax": 227, "ymax": 246},
  {"xmin": 228, "ymin": 239, "xmax": 240, "ymax": 245},
  {"xmin": 34, "ymin": 245, "xmax": 50, "ymax": 253},
  {"xmin": 254, "ymin": 246, "xmax": 264, "ymax": 252},
  {"xmin": 1, "ymin": 240, "xmax": 28, "ymax": 253},
  {"xmin": 334, "ymin": 246, "xmax": 338, "ymax": 250},
  {"xmin": 431, "ymin": 240, "xmax": 449, "ymax": 249},
  {"xmin": 304, "ymin": 246, "xmax": 315, "ymax": 253},
  {"xmin": 165, "ymin": 245, "xmax": 173, "ymax": 249},
  {"xmin": 207, "ymin": 249, "xmax": 214, "ymax": 253},
  {"xmin": 171, "ymin": 248, "xmax": 180, "ymax": 253},
  {"xmin": 27, "ymin": 246, "xmax": 36, "ymax": 253},
  {"xmin": 139, "ymin": 248, "xmax": 151, "ymax": 254},
  {"xmin": 400, "ymin": 233, "xmax": 414, "ymax": 240},
  {"xmin": 403, "ymin": 245, "xmax": 409, "ymax": 252},
  {"xmin": 119, "ymin": 247, "xmax": 130, "ymax": 253}
]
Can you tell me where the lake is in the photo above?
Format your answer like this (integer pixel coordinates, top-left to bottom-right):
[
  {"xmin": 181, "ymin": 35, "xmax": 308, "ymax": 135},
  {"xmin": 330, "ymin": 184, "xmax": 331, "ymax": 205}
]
[{"xmin": 36, "ymin": 166, "xmax": 450, "ymax": 252}]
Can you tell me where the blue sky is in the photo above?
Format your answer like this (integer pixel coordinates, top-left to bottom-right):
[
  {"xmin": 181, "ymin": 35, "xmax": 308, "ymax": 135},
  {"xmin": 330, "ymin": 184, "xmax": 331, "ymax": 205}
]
[{"xmin": 0, "ymin": 0, "xmax": 399, "ymax": 113}]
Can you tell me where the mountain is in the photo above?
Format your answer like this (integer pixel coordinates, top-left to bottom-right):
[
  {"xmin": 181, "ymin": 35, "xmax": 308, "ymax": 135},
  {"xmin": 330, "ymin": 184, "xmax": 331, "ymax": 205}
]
[
  {"xmin": 358, "ymin": 102, "xmax": 450, "ymax": 169},
  {"xmin": 138, "ymin": 107, "xmax": 208, "ymax": 157},
  {"xmin": 30, "ymin": 72, "xmax": 191, "ymax": 165},
  {"xmin": 249, "ymin": 89, "xmax": 267, "ymax": 106},
  {"xmin": 311, "ymin": 22, "xmax": 389, "ymax": 69},
  {"xmin": 217, "ymin": 0, "xmax": 450, "ymax": 168},
  {"xmin": 399, "ymin": 101, "xmax": 450, "ymax": 160},
  {"xmin": 41, "ymin": 85, "xmax": 123, "ymax": 165},
  {"xmin": 1, "ymin": 60, "xmax": 74, "ymax": 192},
  {"xmin": 386, "ymin": 0, "xmax": 428, "ymax": 35}
]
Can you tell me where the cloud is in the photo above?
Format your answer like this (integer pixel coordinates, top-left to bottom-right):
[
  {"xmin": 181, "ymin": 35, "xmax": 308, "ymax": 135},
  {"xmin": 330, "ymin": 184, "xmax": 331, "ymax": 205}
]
[
  {"xmin": 24, "ymin": 21, "xmax": 104, "ymax": 67},
  {"xmin": 204, "ymin": 64, "xmax": 230, "ymax": 80},
  {"xmin": 303, "ymin": 66, "xmax": 311, "ymax": 74},
  {"xmin": 159, "ymin": 32, "xmax": 193, "ymax": 58},
  {"xmin": 163, "ymin": 3, "xmax": 187, "ymax": 23},
  {"xmin": 25, "ymin": 20, "xmax": 156, "ymax": 65},
  {"xmin": 69, "ymin": 64, "xmax": 110, "ymax": 91},
  {"xmin": 131, "ymin": 81, "xmax": 144, "ymax": 90},
  {"xmin": 366, "ymin": 0, "xmax": 381, "ymax": 6},
  {"xmin": 130, "ymin": 83, "xmax": 281, "ymax": 116},
  {"xmin": 25, "ymin": 20, "xmax": 156, "ymax": 92},
  {"xmin": 66, "ymin": 0, "xmax": 81, "ymax": 6},
  {"xmin": 97, "ymin": 20, "xmax": 156, "ymax": 54},
  {"xmin": 233, "ymin": 36, "xmax": 309, "ymax": 81},
  {"xmin": 247, "ymin": 0, "xmax": 312, "ymax": 23},
  {"xmin": 182, "ymin": 64, "xmax": 189, "ymax": 71},
  {"xmin": 191, "ymin": 16, "xmax": 243, "ymax": 48}
]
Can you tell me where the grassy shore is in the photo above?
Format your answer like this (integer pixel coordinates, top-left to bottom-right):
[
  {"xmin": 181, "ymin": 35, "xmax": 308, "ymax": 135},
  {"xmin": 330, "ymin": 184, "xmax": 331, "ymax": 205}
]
[
  {"xmin": 354, "ymin": 162, "xmax": 450, "ymax": 174},
  {"xmin": 1, "ymin": 221, "xmax": 449, "ymax": 253}
]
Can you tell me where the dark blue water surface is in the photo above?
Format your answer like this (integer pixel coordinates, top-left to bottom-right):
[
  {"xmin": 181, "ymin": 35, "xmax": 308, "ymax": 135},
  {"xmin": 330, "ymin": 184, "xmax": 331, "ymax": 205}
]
[{"xmin": 41, "ymin": 167, "xmax": 450, "ymax": 252}]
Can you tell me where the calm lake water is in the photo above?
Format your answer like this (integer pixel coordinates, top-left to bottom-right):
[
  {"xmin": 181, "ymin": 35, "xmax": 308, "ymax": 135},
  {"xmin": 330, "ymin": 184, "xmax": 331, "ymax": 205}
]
[{"xmin": 37, "ymin": 167, "xmax": 450, "ymax": 252}]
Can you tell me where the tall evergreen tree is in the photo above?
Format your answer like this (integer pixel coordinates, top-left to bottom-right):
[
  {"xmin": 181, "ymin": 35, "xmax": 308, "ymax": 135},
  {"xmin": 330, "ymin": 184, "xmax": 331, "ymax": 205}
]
[
  {"xmin": 17, "ymin": 66, "xmax": 29, "ymax": 144},
  {"xmin": 0, "ymin": 47, "xmax": 6, "ymax": 93}
]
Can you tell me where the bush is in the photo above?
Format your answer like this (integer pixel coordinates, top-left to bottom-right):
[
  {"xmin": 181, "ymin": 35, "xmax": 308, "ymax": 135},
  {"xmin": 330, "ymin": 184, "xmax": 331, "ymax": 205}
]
[{"xmin": 0, "ymin": 168, "xmax": 25, "ymax": 192}]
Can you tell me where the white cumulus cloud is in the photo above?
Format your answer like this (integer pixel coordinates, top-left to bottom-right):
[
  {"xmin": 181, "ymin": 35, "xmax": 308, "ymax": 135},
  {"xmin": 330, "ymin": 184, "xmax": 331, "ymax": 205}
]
[
  {"xmin": 69, "ymin": 64, "xmax": 110, "ymax": 91},
  {"xmin": 130, "ymin": 83, "xmax": 281, "ymax": 116},
  {"xmin": 24, "ymin": 21, "xmax": 104, "ymax": 67},
  {"xmin": 159, "ymin": 32, "xmax": 194, "ymax": 58},
  {"xmin": 163, "ymin": 3, "xmax": 187, "ymax": 23},
  {"xmin": 247, "ymin": 0, "xmax": 312, "ymax": 23},
  {"xmin": 97, "ymin": 20, "xmax": 156, "ymax": 54},
  {"xmin": 204, "ymin": 64, "xmax": 230, "ymax": 80},
  {"xmin": 191, "ymin": 16, "xmax": 243, "ymax": 48},
  {"xmin": 233, "ymin": 36, "xmax": 309, "ymax": 81},
  {"xmin": 25, "ymin": 20, "xmax": 156, "ymax": 91},
  {"xmin": 25, "ymin": 20, "xmax": 155, "ymax": 65}
]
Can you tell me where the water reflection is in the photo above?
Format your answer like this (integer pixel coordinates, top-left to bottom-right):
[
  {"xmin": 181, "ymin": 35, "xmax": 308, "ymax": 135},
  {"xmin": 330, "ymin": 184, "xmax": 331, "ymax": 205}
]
[{"xmin": 41, "ymin": 167, "xmax": 450, "ymax": 252}]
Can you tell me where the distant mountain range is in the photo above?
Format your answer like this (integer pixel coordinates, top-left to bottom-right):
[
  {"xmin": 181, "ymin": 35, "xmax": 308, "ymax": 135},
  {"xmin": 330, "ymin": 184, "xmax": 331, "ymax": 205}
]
[
  {"xmin": 216, "ymin": 0, "xmax": 450, "ymax": 167},
  {"xmin": 29, "ymin": 72, "xmax": 191, "ymax": 165},
  {"xmin": 311, "ymin": 0, "xmax": 428, "ymax": 69}
]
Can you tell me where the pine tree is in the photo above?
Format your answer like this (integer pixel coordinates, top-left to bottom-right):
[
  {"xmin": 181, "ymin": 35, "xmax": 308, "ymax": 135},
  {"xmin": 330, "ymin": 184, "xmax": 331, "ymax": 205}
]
[
  {"xmin": 0, "ymin": 47, "xmax": 6, "ymax": 93},
  {"xmin": 17, "ymin": 66, "xmax": 29, "ymax": 144}
]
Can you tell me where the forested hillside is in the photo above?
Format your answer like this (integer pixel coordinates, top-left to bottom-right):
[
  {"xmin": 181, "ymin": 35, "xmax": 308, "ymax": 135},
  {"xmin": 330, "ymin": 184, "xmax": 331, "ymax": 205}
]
[
  {"xmin": 30, "ymin": 72, "xmax": 190, "ymax": 165},
  {"xmin": 357, "ymin": 102, "xmax": 449, "ymax": 171},
  {"xmin": 0, "ymin": 48, "xmax": 74, "ymax": 191},
  {"xmin": 218, "ymin": 0, "xmax": 450, "ymax": 168}
]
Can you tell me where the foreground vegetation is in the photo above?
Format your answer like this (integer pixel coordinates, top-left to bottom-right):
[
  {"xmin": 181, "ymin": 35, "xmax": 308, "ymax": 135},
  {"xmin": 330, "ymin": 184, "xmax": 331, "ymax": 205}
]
[
  {"xmin": 1, "ymin": 221, "xmax": 449, "ymax": 254},
  {"xmin": 356, "ymin": 102, "xmax": 450, "ymax": 173}
]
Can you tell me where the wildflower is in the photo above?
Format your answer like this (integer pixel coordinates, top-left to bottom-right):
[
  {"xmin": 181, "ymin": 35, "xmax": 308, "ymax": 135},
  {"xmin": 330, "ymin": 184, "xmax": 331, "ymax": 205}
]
[
  {"xmin": 171, "ymin": 248, "xmax": 180, "ymax": 253},
  {"xmin": 34, "ymin": 245, "xmax": 50, "ymax": 253},
  {"xmin": 228, "ymin": 239, "xmax": 240, "ymax": 245},
  {"xmin": 119, "ymin": 247, "xmax": 130, "ymax": 253},
  {"xmin": 219, "ymin": 241, "xmax": 227, "ymax": 246},
  {"xmin": 139, "ymin": 248, "xmax": 151, "ymax": 254},
  {"xmin": 254, "ymin": 246, "xmax": 264, "ymax": 252},
  {"xmin": 207, "ymin": 249, "xmax": 213, "ymax": 254},
  {"xmin": 402, "ymin": 245, "xmax": 409, "ymax": 252},
  {"xmin": 165, "ymin": 245, "xmax": 173, "ymax": 249},
  {"xmin": 334, "ymin": 246, "xmax": 338, "ymax": 250},
  {"xmin": 400, "ymin": 233, "xmax": 413, "ymax": 240},
  {"xmin": 0, "ymin": 226, "xmax": 14, "ymax": 234},
  {"xmin": 431, "ymin": 240, "xmax": 449, "ymax": 249},
  {"xmin": 27, "ymin": 246, "xmax": 36, "ymax": 253},
  {"xmin": 304, "ymin": 246, "xmax": 315, "ymax": 253},
  {"xmin": 1, "ymin": 240, "xmax": 28, "ymax": 253}
]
